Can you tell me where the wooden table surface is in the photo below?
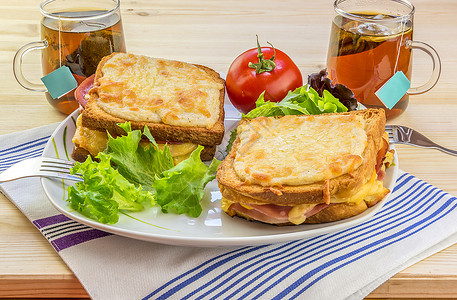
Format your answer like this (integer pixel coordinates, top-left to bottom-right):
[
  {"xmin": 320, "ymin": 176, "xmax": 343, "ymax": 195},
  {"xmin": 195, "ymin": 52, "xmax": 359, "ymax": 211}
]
[{"xmin": 1, "ymin": 0, "xmax": 456, "ymax": 298}]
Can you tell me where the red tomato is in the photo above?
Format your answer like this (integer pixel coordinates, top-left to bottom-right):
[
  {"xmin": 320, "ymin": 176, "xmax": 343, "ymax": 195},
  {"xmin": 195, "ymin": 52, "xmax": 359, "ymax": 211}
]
[{"xmin": 226, "ymin": 42, "xmax": 303, "ymax": 113}]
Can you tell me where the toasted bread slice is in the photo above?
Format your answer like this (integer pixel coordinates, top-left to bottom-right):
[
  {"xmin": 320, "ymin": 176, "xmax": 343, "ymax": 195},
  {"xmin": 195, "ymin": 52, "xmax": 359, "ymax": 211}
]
[
  {"xmin": 217, "ymin": 109, "xmax": 386, "ymax": 207},
  {"xmin": 82, "ymin": 53, "xmax": 225, "ymax": 145}
]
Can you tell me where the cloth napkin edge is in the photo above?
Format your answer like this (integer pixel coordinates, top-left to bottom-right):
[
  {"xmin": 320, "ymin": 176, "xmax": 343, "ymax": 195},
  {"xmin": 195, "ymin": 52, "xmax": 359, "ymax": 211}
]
[{"xmin": 0, "ymin": 122, "xmax": 59, "ymax": 145}]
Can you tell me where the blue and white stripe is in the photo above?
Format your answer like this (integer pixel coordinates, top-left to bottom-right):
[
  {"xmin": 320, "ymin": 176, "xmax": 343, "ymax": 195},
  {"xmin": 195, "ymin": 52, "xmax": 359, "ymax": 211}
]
[
  {"xmin": 144, "ymin": 173, "xmax": 457, "ymax": 299},
  {"xmin": 0, "ymin": 136, "xmax": 49, "ymax": 172}
]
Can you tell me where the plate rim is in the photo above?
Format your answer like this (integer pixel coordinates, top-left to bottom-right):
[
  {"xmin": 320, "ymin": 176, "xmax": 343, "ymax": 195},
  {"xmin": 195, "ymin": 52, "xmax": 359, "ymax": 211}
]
[{"xmin": 40, "ymin": 108, "xmax": 399, "ymax": 247}]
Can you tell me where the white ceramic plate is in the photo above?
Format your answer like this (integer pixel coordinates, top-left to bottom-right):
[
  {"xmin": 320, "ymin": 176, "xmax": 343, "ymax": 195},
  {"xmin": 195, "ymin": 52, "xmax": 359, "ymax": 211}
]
[{"xmin": 40, "ymin": 106, "xmax": 398, "ymax": 247}]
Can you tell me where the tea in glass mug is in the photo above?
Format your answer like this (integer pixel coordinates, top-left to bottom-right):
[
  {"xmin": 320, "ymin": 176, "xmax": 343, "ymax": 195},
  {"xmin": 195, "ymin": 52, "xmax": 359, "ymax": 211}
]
[
  {"xmin": 326, "ymin": 0, "xmax": 440, "ymax": 119},
  {"xmin": 13, "ymin": 0, "xmax": 126, "ymax": 115}
]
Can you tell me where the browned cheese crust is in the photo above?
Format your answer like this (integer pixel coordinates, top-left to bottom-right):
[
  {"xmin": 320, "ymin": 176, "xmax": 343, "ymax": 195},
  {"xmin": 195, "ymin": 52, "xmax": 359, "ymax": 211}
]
[
  {"xmin": 216, "ymin": 109, "xmax": 386, "ymax": 207},
  {"xmin": 82, "ymin": 53, "xmax": 225, "ymax": 145}
]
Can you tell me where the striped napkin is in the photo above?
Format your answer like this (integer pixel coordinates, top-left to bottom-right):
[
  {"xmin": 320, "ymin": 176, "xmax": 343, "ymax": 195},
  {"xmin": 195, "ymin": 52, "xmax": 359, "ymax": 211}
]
[{"xmin": 1, "ymin": 123, "xmax": 457, "ymax": 300}]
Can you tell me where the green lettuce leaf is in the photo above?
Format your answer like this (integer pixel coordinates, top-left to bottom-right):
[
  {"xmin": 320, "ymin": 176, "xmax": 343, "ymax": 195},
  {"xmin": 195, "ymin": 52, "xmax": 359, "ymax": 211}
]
[
  {"xmin": 67, "ymin": 155, "xmax": 155, "ymax": 224},
  {"xmin": 225, "ymin": 128, "xmax": 238, "ymax": 154},
  {"xmin": 103, "ymin": 123, "xmax": 174, "ymax": 191},
  {"xmin": 308, "ymin": 69, "xmax": 358, "ymax": 111},
  {"xmin": 323, "ymin": 89, "xmax": 348, "ymax": 112},
  {"xmin": 243, "ymin": 92, "xmax": 284, "ymax": 118},
  {"xmin": 244, "ymin": 85, "xmax": 347, "ymax": 119},
  {"xmin": 67, "ymin": 123, "xmax": 221, "ymax": 223},
  {"xmin": 154, "ymin": 145, "xmax": 221, "ymax": 217}
]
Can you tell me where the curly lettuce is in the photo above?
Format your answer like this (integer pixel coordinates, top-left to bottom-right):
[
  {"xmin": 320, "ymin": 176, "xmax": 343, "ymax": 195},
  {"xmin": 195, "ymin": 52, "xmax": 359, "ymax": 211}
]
[
  {"xmin": 67, "ymin": 123, "xmax": 220, "ymax": 224},
  {"xmin": 154, "ymin": 146, "xmax": 221, "ymax": 217},
  {"xmin": 103, "ymin": 123, "xmax": 174, "ymax": 191},
  {"xmin": 243, "ymin": 85, "xmax": 348, "ymax": 118},
  {"xmin": 67, "ymin": 155, "xmax": 155, "ymax": 224}
]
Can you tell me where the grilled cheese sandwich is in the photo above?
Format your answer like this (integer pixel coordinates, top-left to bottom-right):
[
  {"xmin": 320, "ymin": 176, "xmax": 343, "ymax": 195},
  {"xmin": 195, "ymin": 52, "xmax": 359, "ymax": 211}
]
[
  {"xmin": 71, "ymin": 52, "xmax": 225, "ymax": 163},
  {"xmin": 95, "ymin": 53, "xmax": 224, "ymax": 128},
  {"xmin": 216, "ymin": 108, "xmax": 392, "ymax": 225}
]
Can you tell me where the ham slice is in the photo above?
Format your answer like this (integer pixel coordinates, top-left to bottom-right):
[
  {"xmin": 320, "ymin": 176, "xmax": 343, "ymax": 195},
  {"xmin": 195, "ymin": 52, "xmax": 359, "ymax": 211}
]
[
  {"xmin": 230, "ymin": 202, "xmax": 331, "ymax": 225},
  {"xmin": 375, "ymin": 137, "xmax": 389, "ymax": 180},
  {"xmin": 377, "ymin": 167, "xmax": 386, "ymax": 181}
]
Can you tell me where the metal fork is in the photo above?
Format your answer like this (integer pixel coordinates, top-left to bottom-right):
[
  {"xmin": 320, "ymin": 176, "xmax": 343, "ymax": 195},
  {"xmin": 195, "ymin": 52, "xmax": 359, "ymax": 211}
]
[
  {"xmin": 0, "ymin": 157, "xmax": 83, "ymax": 183},
  {"xmin": 386, "ymin": 125, "xmax": 457, "ymax": 156}
]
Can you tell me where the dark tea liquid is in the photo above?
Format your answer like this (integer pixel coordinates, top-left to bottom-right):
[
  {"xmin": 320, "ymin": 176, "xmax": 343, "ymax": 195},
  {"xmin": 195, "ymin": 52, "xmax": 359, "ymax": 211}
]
[
  {"xmin": 326, "ymin": 13, "xmax": 413, "ymax": 119},
  {"xmin": 41, "ymin": 10, "xmax": 126, "ymax": 114}
]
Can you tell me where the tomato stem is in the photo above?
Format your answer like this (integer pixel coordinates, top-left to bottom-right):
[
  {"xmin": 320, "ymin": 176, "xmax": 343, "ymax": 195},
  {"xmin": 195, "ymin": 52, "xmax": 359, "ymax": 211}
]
[{"xmin": 248, "ymin": 35, "xmax": 276, "ymax": 74}]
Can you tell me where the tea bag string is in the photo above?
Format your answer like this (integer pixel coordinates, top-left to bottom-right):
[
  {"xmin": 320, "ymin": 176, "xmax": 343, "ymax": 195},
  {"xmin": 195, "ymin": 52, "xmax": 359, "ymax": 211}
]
[
  {"xmin": 393, "ymin": 16, "xmax": 406, "ymax": 73},
  {"xmin": 58, "ymin": 16, "xmax": 62, "ymax": 68}
]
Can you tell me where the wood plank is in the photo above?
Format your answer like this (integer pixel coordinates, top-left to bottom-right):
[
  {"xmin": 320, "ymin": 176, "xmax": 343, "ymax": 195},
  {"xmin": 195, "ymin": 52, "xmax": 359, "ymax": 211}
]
[
  {"xmin": 0, "ymin": 278, "xmax": 88, "ymax": 298},
  {"xmin": 0, "ymin": 0, "xmax": 456, "ymax": 298},
  {"xmin": 369, "ymin": 277, "xmax": 457, "ymax": 299}
]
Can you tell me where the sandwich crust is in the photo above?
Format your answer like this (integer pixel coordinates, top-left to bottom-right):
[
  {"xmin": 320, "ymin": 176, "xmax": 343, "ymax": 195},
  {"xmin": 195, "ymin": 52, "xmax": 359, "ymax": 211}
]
[
  {"xmin": 216, "ymin": 109, "xmax": 386, "ymax": 207},
  {"xmin": 82, "ymin": 53, "xmax": 225, "ymax": 145}
]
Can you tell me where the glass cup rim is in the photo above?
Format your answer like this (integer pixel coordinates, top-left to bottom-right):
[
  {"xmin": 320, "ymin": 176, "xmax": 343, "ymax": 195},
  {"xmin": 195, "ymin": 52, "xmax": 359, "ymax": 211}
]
[
  {"xmin": 333, "ymin": 0, "xmax": 415, "ymax": 22},
  {"xmin": 39, "ymin": 0, "xmax": 120, "ymax": 21}
]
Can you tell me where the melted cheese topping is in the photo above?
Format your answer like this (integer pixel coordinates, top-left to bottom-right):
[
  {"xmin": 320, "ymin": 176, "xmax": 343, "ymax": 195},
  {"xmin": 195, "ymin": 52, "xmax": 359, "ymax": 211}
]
[
  {"xmin": 233, "ymin": 114, "xmax": 368, "ymax": 186},
  {"xmin": 72, "ymin": 115, "xmax": 197, "ymax": 164},
  {"xmin": 94, "ymin": 53, "xmax": 224, "ymax": 128}
]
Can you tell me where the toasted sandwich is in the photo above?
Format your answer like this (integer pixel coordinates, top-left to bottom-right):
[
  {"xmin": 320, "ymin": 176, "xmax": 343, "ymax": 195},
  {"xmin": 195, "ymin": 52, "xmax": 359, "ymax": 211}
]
[
  {"xmin": 72, "ymin": 52, "xmax": 225, "ymax": 164},
  {"xmin": 216, "ymin": 108, "xmax": 394, "ymax": 225}
]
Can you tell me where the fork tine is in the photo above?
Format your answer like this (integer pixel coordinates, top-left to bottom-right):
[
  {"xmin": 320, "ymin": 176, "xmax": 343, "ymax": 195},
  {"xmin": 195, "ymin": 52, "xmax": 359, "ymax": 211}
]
[
  {"xmin": 40, "ymin": 158, "xmax": 77, "ymax": 176},
  {"xmin": 384, "ymin": 125, "xmax": 396, "ymax": 143},
  {"xmin": 0, "ymin": 157, "xmax": 82, "ymax": 183},
  {"xmin": 39, "ymin": 157, "xmax": 82, "ymax": 182},
  {"xmin": 41, "ymin": 157, "xmax": 74, "ymax": 166},
  {"xmin": 40, "ymin": 171, "xmax": 83, "ymax": 182},
  {"xmin": 40, "ymin": 166, "xmax": 73, "ymax": 175},
  {"xmin": 40, "ymin": 161, "xmax": 73, "ymax": 169}
]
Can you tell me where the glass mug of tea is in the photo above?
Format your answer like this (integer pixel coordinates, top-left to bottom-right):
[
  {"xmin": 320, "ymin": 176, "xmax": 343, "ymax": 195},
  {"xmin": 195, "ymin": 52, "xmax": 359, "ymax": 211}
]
[
  {"xmin": 13, "ymin": 0, "xmax": 126, "ymax": 115},
  {"xmin": 326, "ymin": 0, "xmax": 441, "ymax": 119}
]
